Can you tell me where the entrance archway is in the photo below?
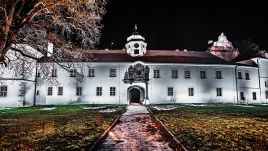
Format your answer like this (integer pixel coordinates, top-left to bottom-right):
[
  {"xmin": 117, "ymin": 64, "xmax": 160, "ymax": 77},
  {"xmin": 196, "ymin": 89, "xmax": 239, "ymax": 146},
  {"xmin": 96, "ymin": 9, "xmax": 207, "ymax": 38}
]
[{"xmin": 128, "ymin": 86, "xmax": 145, "ymax": 104}]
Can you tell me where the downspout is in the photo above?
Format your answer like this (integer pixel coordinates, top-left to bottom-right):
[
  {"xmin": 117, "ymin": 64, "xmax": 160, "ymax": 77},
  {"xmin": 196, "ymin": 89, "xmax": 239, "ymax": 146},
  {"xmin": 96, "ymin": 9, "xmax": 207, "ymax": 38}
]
[
  {"xmin": 257, "ymin": 58, "xmax": 261, "ymax": 103},
  {"xmin": 235, "ymin": 65, "xmax": 239, "ymax": 103},
  {"xmin": 33, "ymin": 65, "xmax": 38, "ymax": 106}
]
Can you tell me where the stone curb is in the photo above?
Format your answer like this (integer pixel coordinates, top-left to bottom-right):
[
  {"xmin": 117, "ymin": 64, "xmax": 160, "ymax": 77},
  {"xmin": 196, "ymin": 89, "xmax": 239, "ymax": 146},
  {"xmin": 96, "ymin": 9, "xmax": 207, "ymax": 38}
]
[
  {"xmin": 88, "ymin": 107, "xmax": 127, "ymax": 151},
  {"xmin": 147, "ymin": 107, "xmax": 188, "ymax": 151}
]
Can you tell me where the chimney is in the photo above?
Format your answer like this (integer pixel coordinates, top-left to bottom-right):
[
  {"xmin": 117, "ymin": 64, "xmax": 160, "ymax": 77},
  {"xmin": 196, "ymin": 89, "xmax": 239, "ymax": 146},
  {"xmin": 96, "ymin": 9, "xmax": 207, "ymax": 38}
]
[
  {"xmin": 175, "ymin": 49, "xmax": 180, "ymax": 51},
  {"xmin": 184, "ymin": 49, "xmax": 187, "ymax": 52},
  {"xmin": 47, "ymin": 42, "xmax": 53, "ymax": 57}
]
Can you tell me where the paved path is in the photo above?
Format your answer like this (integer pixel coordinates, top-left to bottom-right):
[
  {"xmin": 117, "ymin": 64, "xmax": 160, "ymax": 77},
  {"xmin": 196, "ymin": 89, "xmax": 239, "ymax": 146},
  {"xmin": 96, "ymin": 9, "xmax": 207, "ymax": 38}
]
[{"xmin": 96, "ymin": 104, "xmax": 175, "ymax": 151}]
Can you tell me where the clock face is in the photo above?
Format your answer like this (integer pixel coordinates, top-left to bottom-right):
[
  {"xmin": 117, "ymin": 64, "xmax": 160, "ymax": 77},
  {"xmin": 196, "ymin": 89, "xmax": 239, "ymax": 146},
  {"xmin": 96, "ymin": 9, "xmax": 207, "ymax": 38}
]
[{"xmin": 134, "ymin": 43, "xmax": 139, "ymax": 48}]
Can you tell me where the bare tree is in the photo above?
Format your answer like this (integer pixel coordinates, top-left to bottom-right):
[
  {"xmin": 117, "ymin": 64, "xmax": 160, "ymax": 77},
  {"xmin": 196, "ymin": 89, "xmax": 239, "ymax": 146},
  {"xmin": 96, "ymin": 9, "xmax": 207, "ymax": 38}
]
[{"xmin": 0, "ymin": 0, "xmax": 107, "ymax": 64}]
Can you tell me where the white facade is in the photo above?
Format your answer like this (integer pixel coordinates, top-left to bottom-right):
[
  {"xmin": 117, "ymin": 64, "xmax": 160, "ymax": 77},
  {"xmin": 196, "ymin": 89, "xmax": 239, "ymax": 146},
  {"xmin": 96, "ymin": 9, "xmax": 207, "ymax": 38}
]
[{"xmin": 1, "ymin": 32, "xmax": 268, "ymax": 107}]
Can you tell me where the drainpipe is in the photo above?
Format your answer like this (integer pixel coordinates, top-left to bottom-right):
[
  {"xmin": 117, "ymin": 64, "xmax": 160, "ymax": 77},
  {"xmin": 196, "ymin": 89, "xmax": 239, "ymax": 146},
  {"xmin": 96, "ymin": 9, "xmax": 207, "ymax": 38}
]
[
  {"xmin": 33, "ymin": 65, "xmax": 38, "ymax": 106},
  {"xmin": 235, "ymin": 65, "xmax": 239, "ymax": 103},
  {"xmin": 257, "ymin": 58, "xmax": 261, "ymax": 103}
]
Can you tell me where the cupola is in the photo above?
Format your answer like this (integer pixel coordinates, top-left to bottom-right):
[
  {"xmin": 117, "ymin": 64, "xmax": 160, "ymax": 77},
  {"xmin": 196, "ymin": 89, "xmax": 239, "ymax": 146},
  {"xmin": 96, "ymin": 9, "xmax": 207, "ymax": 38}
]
[{"xmin": 125, "ymin": 25, "xmax": 147, "ymax": 57}]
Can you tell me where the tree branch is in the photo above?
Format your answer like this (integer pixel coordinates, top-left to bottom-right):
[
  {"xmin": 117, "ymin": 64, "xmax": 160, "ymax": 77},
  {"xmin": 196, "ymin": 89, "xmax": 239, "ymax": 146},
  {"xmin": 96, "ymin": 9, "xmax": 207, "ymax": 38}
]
[{"xmin": 10, "ymin": 46, "xmax": 39, "ymax": 60}]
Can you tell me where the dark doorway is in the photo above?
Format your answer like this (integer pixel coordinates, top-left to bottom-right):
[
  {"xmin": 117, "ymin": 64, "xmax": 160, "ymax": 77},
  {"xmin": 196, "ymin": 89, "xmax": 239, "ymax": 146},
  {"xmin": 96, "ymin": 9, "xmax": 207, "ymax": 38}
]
[{"xmin": 129, "ymin": 88, "xmax": 141, "ymax": 103}]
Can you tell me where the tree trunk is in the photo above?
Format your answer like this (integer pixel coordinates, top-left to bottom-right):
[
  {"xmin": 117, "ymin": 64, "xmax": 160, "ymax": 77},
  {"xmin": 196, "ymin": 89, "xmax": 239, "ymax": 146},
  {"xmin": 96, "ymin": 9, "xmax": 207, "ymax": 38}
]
[
  {"xmin": 0, "ymin": 40, "xmax": 7, "ymax": 62},
  {"xmin": 0, "ymin": 0, "xmax": 19, "ymax": 62}
]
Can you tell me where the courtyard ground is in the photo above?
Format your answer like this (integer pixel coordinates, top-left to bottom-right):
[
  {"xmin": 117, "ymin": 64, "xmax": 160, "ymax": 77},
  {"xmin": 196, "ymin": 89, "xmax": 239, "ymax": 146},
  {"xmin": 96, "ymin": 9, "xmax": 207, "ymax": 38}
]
[
  {"xmin": 95, "ymin": 104, "xmax": 185, "ymax": 150},
  {"xmin": 0, "ymin": 104, "xmax": 126, "ymax": 150},
  {"xmin": 148, "ymin": 104, "xmax": 268, "ymax": 150}
]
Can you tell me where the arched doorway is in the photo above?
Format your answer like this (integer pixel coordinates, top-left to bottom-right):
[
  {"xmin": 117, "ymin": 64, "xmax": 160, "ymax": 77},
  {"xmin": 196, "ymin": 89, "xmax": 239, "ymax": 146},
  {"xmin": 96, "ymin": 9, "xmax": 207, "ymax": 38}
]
[{"xmin": 128, "ymin": 86, "xmax": 145, "ymax": 104}]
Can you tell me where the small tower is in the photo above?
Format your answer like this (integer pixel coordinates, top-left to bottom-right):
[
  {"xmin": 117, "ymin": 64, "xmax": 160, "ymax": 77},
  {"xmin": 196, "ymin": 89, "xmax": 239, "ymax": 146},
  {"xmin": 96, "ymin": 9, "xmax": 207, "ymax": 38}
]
[
  {"xmin": 125, "ymin": 25, "xmax": 147, "ymax": 57},
  {"xmin": 209, "ymin": 33, "xmax": 239, "ymax": 61}
]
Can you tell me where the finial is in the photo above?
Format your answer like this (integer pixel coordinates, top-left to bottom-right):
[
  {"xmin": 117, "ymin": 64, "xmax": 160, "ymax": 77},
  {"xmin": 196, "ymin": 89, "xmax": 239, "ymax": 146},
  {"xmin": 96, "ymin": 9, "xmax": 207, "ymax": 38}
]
[{"xmin": 134, "ymin": 24, "xmax": 137, "ymax": 32}]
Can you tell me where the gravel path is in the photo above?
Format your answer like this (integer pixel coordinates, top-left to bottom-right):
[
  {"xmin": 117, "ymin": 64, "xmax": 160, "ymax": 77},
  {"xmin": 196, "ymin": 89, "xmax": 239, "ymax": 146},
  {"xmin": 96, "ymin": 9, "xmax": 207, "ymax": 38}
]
[{"xmin": 95, "ymin": 104, "xmax": 175, "ymax": 151}]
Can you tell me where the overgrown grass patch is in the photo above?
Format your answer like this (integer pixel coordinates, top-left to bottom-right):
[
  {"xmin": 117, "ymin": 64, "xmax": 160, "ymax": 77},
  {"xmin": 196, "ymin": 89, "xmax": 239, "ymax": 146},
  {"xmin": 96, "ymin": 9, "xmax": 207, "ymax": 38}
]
[
  {"xmin": 0, "ymin": 104, "xmax": 126, "ymax": 150},
  {"xmin": 148, "ymin": 104, "xmax": 268, "ymax": 150}
]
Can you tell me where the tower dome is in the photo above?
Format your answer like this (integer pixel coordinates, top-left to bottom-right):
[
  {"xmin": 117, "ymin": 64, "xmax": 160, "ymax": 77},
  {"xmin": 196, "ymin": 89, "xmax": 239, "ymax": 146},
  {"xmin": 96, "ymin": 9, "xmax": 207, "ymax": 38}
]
[
  {"xmin": 125, "ymin": 25, "xmax": 147, "ymax": 57},
  {"xmin": 209, "ymin": 33, "xmax": 239, "ymax": 61}
]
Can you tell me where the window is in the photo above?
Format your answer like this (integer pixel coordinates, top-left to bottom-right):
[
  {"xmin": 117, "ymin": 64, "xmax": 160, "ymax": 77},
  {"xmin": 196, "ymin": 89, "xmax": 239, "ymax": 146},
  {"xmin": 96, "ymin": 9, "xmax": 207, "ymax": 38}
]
[
  {"xmin": 265, "ymin": 81, "xmax": 268, "ymax": 87},
  {"xmin": 237, "ymin": 72, "xmax": 242, "ymax": 79},
  {"xmin": 36, "ymin": 90, "xmax": 39, "ymax": 95},
  {"xmin": 252, "ymin": 92, "xmax": 256, "ymax": 100},
  {"xmin": 76, "ymin": 87, "xmax": 82, "ymax": 96},
  {"xmin": 168, "ymin": 87, "xmax": 173, "ymax": 96},
  {"xmin": 110, "ymin": 87, "xmax": 116, "ymax": 96},
  {"xmin": 245, "ymin": 73, "xmax": 250, "ymax": 80},
  {"xmin": 189, "ymin": 88, "xmax": 194, "ymax": 96},
  {"xmin": 37, "ymin": 72, "xmax": 40, "ymax": 78},
  {"xmin": 184, "ymin": 70, "xmax": 191, "ymax": 79},
  {"xmin": 154, "ymin": 70, "xmax": 160, "ymax": 78},
  {"xmin": 96, "ymin": 87, "xmax": 102, "ymax": 96},
  {"xmin": 240, "ymin": 92, "xmax": 245, "ymax": 100},
  {"xmin": 70, "ymin": 69, "xmax": 76, "ymax": 77},
  {"xmin": 88, "ymin": 68, "xmax": 95, "ymax": 77},
  {"xmin": 0, "ymin": 86, "xmax": 7, "ymax": 97},
  {"xmin": 110, "ymin": 69, "xmax": 116, "ymax": 77},
  {"xmin": 47, "ymin": 87, "xmax": 53, "ymax": 96},
  {"xmin": 58, "ymin": 87, "xmax": 63, "ymax": 96},
  {"xmin": 171, "ymin": 70, "xmax": 178, "ymax": 78},
  {"xmin": 134, "ymin": 49, "xmax": 139, "ymax": 54},
  {"xmin": 216, "ymin": 70, "xmax": 222, "ymax": 79},
  {"xmin": 216, "ymin": 88, "xmax": 222, "ymax": 96},
  {"xmin": 266, "ymin": 91, "xmax": 268, "ymax": 99},
  {"xmin": 200, "ymin": 70, "xmax": 206, "ymax": 79},
  {"xmin": 52, "ymin": 68, "xmax": 57, "ymax": 77}
]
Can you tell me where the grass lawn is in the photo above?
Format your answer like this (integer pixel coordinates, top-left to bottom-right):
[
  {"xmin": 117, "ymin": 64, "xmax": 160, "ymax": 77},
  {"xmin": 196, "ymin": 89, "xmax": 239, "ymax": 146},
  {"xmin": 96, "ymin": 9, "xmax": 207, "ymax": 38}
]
[
  {"xmin": 0, "ymin": 104, "xmax": 126, "ymax": 150},
  {"xmin": 148, "ymin": 104, "xmax": 268, "ymax": 151}
]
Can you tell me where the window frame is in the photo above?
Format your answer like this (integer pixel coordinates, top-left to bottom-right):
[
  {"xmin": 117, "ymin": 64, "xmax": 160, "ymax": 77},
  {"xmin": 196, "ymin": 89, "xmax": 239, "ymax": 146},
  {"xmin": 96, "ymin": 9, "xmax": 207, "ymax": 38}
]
[
  {"xmin": 245, "ymin": 72, "xmax": 250, "ymax": 80},
  {"xmin": 188, "ymin": 88, "xmax": 194, "ymax": 96},
  {"xmin": 168, "ymin": 87, "xmax": 174, "ymax": 96},
  {"xmin": 70, "ymin": 69, "xmax": 77, "ymax": 77},
  {"xmin": 109, "ymin": 68, "xmax": 117, "ymax": 77},
  {"xmin": 88, "ymin": 68, "xmax": 95, "ymax": 77},
  {"xmin": 240, "ymin": 92, "xmax": 245, "ymax": 100},
  {"xmin": 51, "ymin": 68, "xmax": 57, "ymax": 77},
  {"xmin": 252, "ymin": 92, "xmax": 256, "ymax": 100},
  {"xmin": 76, "ymin": 87, "xmax": 82, "ymax": 96},
  {"xmin": 184, "ymin": 70, "xmax": 191, "ymax": 79},
  {"xmin": 237, "ymin": 71, "xmax": 242, "ymax": 79},
  {"xmin": 58, "ymin": 87, "xmax": 63, "ymax": 96},
  {"xmin": 171, "ymin": 69, "xmax": 178, "ymax": 78},
  {"xmin": 0, "ymin": 86, "xmax": 7, "ymax": 97},
  {"xmin": 47, "ymin": 87, "xmax": 53, "ymax": 96},
  {"xmin": 216, "ymin": 88, "xmax": 222, "ymax": 97},
  {"xmin": 96, "ymin": 87, "xmax": 102, "ymax": 96},
  {"xmin": 200, "ymin": 70, "xmax": 206, "ymax": 79},
  {"xmin": 216, "ymin": 70, "xmax": 222, "ymax": 79},
  {"xmin": 153, "ymin": 69, "xmax": 160, "ymax": 78},
  {"xmin": 110, "ymin": 87, "xmax": 116, "ymax": 96}
]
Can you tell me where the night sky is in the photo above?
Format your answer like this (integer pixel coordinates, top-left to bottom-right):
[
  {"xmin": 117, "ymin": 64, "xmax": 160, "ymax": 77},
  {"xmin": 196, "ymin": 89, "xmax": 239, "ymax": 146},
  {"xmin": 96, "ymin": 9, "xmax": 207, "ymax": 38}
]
[{"xmin": 97, "ymin": 1, "xmax": 267, "ymax": 51}]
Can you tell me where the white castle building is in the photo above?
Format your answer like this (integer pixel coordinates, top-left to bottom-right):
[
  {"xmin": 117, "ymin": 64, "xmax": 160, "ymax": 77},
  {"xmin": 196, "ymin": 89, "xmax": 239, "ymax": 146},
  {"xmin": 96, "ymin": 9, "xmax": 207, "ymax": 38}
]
[{"xmin": 1, "ymin": 29, "xmax": 268, "ymax": 107}]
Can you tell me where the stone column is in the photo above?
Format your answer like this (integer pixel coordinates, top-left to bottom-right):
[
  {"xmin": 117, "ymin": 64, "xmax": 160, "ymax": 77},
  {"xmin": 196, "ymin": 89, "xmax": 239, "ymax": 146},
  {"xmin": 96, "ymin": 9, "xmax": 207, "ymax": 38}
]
[{"xmin": 145, "ymin": 82, "xmax": 149, "ymax": 100}]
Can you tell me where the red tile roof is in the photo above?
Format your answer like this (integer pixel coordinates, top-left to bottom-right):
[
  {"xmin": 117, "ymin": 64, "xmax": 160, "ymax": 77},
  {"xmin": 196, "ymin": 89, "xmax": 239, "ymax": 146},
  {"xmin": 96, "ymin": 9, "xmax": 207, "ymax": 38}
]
[{"xmin": 39, "ymin": 50, "xmax": 234, "ymax": 65}]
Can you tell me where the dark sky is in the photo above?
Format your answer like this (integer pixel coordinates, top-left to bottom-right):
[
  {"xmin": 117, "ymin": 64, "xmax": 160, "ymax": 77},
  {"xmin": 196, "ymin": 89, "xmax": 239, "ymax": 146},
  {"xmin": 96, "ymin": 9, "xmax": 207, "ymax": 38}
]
[{"xmin": 97, "ymin": 1, "xmax": 267, "ymax": 51}]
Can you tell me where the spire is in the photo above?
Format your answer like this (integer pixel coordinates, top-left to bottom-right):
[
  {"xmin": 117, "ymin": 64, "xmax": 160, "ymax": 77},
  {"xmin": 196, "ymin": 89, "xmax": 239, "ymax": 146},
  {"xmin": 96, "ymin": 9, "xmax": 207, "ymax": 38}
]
[
  {"xmin": 134, "ymin": 24, "xmax": 137, "ymax": 32},
  {"xmin": 133, "ymin": 24, "xmax": 139, "ymax": 35}
]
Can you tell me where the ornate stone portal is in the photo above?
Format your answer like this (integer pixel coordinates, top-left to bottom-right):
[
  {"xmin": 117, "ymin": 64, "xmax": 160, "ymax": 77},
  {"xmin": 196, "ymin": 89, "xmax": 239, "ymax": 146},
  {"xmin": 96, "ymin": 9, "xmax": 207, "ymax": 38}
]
[{"xmin": 123, "ymin": 63, "xmax": 149, "ymax": 100}]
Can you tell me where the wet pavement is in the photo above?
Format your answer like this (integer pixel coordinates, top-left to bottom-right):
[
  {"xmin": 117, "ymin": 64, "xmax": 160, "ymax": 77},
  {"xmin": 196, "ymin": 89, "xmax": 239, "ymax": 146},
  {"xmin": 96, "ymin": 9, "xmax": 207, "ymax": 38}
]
[{"xmin": 95, "ymin": 104, "xmax": 175, "ymax": 151}]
